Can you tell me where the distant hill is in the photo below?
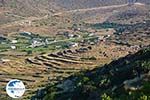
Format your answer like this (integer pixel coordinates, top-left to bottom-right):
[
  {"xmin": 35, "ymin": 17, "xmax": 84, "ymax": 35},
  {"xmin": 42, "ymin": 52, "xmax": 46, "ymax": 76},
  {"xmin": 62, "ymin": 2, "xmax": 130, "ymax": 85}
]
[
  {"xmin": 138, "ymin": 0, "xmax": 150, "ymax": 4},
  {"xmin": 41, "ymin": 46, "xmax": 150, "ymax": 100},
  {"xmin": 0, "ymin": 0, "xmax": 150, "ymax": 16},
  {"xmin": 106, "ymin": 3, "xmax": 150, "ymax": 24}
]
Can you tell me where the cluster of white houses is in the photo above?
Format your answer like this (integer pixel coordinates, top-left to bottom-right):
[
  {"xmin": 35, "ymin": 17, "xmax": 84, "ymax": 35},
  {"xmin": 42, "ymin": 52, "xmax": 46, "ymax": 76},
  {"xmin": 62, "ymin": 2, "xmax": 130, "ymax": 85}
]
[{"xmin": 0, "ymin": 30, "xmax": 112, "ymax": 50}]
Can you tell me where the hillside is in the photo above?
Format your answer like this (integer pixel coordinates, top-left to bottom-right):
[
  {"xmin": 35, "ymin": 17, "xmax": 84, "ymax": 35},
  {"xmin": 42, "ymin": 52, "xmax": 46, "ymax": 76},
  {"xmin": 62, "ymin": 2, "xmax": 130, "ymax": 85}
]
[
  {"xmin": 0, "ymin": 0, "xmax": 150, "ymax": 17},
  {"xmin": 42, "ymin": 46, "xmax": 150, "ymax": 100},
  {"xmin": 0, "ymin": 0, "xmax": 150, "ymax": 100}
]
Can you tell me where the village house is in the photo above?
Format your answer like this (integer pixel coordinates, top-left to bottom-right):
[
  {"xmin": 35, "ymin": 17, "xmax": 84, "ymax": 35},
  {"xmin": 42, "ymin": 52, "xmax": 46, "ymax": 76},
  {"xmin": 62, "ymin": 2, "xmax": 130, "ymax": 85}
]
[
  {"xmin": 11, "ymin": 45, "xmax": 16, "ymax": 50},
  {"xmin": 11, "ymin": 40, "xmax": 18, "ymax": 44},
  {"xmin": 66, "ymin": 42, "xmax": 79, "ymax": 48},
  {"xmin": 0, "ymin": 58, "xmax": 11, "ymax": 63},
  {"xmin": 98, "ymin": 36, "xmax": 105, "ymax": 41},
  {"xmin": 29, "ymin": 39, "xmax": 45, "ymax": 48},
  {"xmin": 70, "ymin": 43, "xmax": 79, "ymax": 47},
  {"xmin": 56, "ymin": 31, "xmax": 80, "ymax": 39},
  {"xmin": 88, "ymin": 33, "xmax": 95, "ymax": 37},
  {"xmin": 104, "ymin": 35, "xmax": 111, "ymax": 39},
  {"xmin": 20, "ymin": 32, "xmax": 32, "ymax": 37}
]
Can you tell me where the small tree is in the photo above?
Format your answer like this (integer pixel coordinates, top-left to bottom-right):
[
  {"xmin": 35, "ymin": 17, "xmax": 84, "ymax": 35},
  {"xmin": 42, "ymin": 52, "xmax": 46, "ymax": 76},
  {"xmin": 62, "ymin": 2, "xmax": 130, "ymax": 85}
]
[{"xmin": 27, "ymin": 50, "xmax": 32, "ymax": 55}]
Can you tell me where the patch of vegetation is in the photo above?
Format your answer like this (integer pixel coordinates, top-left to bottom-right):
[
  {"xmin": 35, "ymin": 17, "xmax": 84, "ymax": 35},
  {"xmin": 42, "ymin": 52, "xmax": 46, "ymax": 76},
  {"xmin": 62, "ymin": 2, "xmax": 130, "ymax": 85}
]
[
  {"xmin": 90, "ymin": 22, "xmax": 130, "ymax": 33},
  {"xmin": 81, "ymin": 56, "xmax": 97, "ymax": 60},
  {"xmin": 90, "ymin": 20, "xmax": 150, "ymax": 35}
]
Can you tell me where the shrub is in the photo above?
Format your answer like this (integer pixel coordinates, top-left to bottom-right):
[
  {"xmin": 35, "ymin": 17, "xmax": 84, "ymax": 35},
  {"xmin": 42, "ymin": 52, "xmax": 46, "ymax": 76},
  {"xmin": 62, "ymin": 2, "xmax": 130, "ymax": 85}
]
[{"xmin": 101, "ymin": 93, "xmax": 112, "ymax": 100}]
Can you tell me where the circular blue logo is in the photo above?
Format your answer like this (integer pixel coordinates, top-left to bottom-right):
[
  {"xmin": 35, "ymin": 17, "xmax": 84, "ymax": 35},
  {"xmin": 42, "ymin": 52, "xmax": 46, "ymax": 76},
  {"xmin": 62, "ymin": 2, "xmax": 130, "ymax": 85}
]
[{"xmin": 6, "ymin": 79, "xmax": 25, "ymax": 98}]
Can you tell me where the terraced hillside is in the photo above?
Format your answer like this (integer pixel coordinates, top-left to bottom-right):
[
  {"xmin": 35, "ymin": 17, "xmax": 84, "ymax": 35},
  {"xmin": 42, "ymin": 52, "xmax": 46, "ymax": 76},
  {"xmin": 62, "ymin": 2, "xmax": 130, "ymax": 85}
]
[
  {"xmin": 26, "ymin": 47, "xmax": 95, "ymax": 83},
  {"xmin": 0, "ymin": 1, "xmax": 150, "ymax": 100},
  {"xmin": 0, "ymin": 39, "xmax": 137, "ymax": 99},
  {"xmin": 42, "ymin": 46, "xmax": 150, "ymax": 100},
  {"xmin": 26, "ymin": 44, "xmax": 129, "ymax": 84}
]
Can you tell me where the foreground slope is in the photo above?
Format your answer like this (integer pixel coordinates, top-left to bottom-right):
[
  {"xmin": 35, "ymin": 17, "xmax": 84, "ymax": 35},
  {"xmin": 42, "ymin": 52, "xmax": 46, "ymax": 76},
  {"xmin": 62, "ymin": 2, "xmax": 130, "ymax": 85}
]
[{"xmin": 43, "ymin": 46, "xmax": 150, "ymax": 100}]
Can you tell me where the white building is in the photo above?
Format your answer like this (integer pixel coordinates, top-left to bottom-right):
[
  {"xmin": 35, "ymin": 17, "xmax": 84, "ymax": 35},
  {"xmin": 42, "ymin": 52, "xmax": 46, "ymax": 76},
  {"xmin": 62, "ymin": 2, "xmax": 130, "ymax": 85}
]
[
  {"xmin": 11, "ymin": 46, "xmax": 16, "ymax": 50},
  {"xmin": 11, "ymin": 40, "xmax": 18, "ymax": 44},
  {"xmin": 0, "ymin": 59, "xmax": 11, "ymax": 62},
  {"xmin": 72, "ymin": 43, "xmax": 79, "ymax": 47}
]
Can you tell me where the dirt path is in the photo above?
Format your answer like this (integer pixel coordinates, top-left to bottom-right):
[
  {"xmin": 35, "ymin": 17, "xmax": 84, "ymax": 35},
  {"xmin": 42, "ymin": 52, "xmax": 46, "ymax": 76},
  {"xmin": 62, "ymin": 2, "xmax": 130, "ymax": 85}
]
[{"xmin": 53, "ymin": 4, "xmax": 128, "ymax": 15}]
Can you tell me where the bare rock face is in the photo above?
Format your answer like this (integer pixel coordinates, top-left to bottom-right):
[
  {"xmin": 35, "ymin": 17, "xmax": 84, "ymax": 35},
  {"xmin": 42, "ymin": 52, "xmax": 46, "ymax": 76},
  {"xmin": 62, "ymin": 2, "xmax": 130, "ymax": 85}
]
[
  {"xmin": 0, "ymin": 0, "xmax": 4, "ymax": 3},
  {"xmin": 57, "ymin": 79, "xmax": 75, "ymax": 92},
  {"xmin": 123, "ymin": 76, "xmax": 143, "ymax": 91},
  {"xmin": 0, "ymin": 0, "xmax": 5, "ymax": 6},
  {"xmin": 137, "ymin": 0, "xmax": 150, "ymax": 4}
]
